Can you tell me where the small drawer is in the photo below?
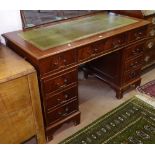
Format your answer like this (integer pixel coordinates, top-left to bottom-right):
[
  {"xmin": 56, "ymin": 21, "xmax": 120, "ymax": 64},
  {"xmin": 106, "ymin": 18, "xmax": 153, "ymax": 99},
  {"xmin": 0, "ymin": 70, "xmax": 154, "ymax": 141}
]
[
  {"xmin": 46, "ymin": 86, "xmax": 78, "ymax": 111},
  {"xmin": 43, "ymin": 69, "xmax": 77, "ymax": 94},
  {"xmin": 147, "ymin": 26, "xmax": 155, "ymax": 37},
  {"xmin": 144, "ymin": 48, "xmax": 155, "ymax": 64},
  {"xmin": 145, "ymin": 39, "xmax": 155, "ymax": 50},
  {"xmin": 128, "ymin": 27, "xmax": 147, "ymax": 42},
  {"xmin": 123, "ymin": 68, "xmax": 141, "ymax": 84},
  {"xmin": 124, "ymin": 56, "xmax": 144, "ymax": 72},
  {"xmin": 78, "ymin": 45, "xmax": 93, "ymax": 61},
  {"xmin": 40, "ymin": 50, "xmax": 77, "ymax": 75},
  {"xmin": 124, "ymin": 43, "xmax": 144, "ymax": 60},
  {"xmin": 46, "ymin": 99, "xmax": 78, "ymax": 125},
  {"xmin": 111, "ymin": 33, "xmax": 126, "ymax": 49},
  {"xmin": 91, "ymin": 39, "xmax": 112, "ymax": 54},
  {"xmin": 147, "ymin": 16, "xmax": 155, "ymax": 25}
]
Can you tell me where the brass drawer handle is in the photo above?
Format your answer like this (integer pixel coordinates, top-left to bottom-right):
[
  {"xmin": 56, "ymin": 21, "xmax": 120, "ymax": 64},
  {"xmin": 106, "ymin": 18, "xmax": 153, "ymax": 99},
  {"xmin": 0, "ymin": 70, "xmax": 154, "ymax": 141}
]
[
  {"xmin": 149, "ymin": 29, "xmax": 155, "ymax": 36},
  {"xmin": 147, "ymin": 42, "xmax": 154, "ymax": 49},
  {"xmin": 113, "ymin": 40, "xmax": 121, "ymax": 48},
  {"xmin": 56, "ymin": 78, "xmax": 68, "ymax": 88},
  {"xmin": 64, "ymin": 78, "xmax": 68, "ymax": 84},
  {"xmin": 58, "ymin": 107, "xmax": 69, "ymax": 116},
  {"xmin": 132, "ymin": 48, "xmax": 142, "ymax": 55},
  {"xmin": 130, "ymin": 62, "xmax": 138, "ymax": 68},
  {"xmin": 63, "ymin": 59, "xmax": 67, "ymax": 64},
  {"xmin": 57, "ymin": 98, "xmax": 61, "ymax": 102},
  {"xmin": 134, "ymin": 32, "xmax": 142, "ymax": 39},
  {"xmin": 53, "ymin": 62, "xmax": 59, "ymax": 66},
  {"xmin": 93, "ymin": 48, "xmax": 98, "ymax": 52},
  {"xmin": 65, "ymin": 107, "xmax": 69, "ymax": 112},
  {"xmin": 64, "ymin": 94, "xmax": 69, "ymax": 99},
  {"xmin": 129, "ymin": 71, "xmax": 140, "ymax": 79}
]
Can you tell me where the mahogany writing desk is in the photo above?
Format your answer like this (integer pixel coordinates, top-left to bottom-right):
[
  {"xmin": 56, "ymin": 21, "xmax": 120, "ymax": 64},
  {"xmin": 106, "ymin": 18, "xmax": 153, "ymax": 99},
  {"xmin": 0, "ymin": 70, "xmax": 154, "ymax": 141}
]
[{"xmin": 3, "ymin": 12, "xmax": 150, "ymax": 141}]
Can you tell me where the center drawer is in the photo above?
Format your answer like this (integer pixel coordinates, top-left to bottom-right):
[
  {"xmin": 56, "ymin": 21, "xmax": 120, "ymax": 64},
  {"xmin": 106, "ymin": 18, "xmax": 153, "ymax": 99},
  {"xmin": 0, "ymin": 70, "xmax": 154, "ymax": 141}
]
[
  {"xmin": 46, "ymin": 99, "xmax": 78, "ymax": 125},
  {"xmin": 111, "ymin": 33, "xmax": 127, "ymax": 49},
  {"xmin": 45, "ymin": 85, "xmax": 78, "ymax": 111},
  {"xmin": 42, "ymin": 69, "xmax": 77, "ymax": 94}
]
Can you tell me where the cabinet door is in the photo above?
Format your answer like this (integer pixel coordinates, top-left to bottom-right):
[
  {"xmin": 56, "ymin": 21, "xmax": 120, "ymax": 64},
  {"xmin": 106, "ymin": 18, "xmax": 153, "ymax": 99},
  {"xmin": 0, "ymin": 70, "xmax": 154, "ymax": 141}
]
[{"xmin": 0, "ymin": 77, "xmax": 35, "ymax": 143}]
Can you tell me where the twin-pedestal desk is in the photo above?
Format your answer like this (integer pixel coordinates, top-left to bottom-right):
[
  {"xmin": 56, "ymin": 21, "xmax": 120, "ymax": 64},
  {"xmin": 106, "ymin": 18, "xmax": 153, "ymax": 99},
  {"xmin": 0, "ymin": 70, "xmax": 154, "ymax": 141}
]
[{"xmin": 3, "ymin": 12, "xmax": 150, "ymax": 141}]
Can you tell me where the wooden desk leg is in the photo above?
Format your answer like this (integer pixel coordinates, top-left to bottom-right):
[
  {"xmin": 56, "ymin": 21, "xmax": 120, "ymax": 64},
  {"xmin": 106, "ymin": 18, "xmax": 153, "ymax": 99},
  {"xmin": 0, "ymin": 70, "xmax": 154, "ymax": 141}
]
[
  {"xmin": 116, "ymin": 90, "xmax": 123, "ymax": 99},
  {"xmin": 74, "ymin": 112, "xmax": 81, "ymax": 126},
  {"xmin": 28, "ymin": 73, "xmax": 46, "ymax": 144}
]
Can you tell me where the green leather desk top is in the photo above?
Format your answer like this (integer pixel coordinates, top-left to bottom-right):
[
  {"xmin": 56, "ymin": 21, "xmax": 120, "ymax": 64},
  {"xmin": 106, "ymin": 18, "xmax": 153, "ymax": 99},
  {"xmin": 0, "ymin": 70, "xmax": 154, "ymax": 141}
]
[{"xmin": 19, "ymin": 13, "xmax": 138, "ymax": 51}]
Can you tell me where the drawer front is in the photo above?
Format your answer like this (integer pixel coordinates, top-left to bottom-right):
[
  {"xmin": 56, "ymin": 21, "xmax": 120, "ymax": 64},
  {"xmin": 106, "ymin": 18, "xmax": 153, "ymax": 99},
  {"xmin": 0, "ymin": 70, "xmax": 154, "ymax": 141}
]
[
  {"xmin": 124, "ymin": 56, "xmax": 144, "ymax": 72},
  {"xmin": 91, "ymin": 40, "xmax": 106, "ymax": 54},
  {"xmin": 43, "ymin": 69, "xmax": 77, "ymax": 94},
  {"xmin": 46, "ymin": 86, "xmax": 78, "ymax": 111},
  {"xmin": 46, "ymin": 99, "xmax": 78, "ymax": 125},
  {"xmin": 123, "ymin": 68, "xmax": 141, "ymax": 84},
  {"xmin": 124, "ymin": 43, "xmax": 144, "ymax": 60},
  {"xmin": 147, "ymin": 26, "xmax": 155, "ymax": 37},
  {"xmin": 78, "ymin": 45, "xmax": 93, "ymax": 61},
  {"xmin": 147, "ymin": 16, "xmax": 155, "ymax": 25},
  {"xmin": 144, "ymin": 48, "xmax": 155, "ymax": 65},
  {"xmin": 145, "ymin": 38, "xmax": 155, "ymax": 51},
  {"xmin": 128, "ymin": 27, "xmax": 147, "ymax": 42},
  {"xmin": 40, "ymin": 50, "xmax": 77, "ymax": 75},
  {"xmin": 111, "ymin": 33, "xmax": 127, "ymax": 49}
]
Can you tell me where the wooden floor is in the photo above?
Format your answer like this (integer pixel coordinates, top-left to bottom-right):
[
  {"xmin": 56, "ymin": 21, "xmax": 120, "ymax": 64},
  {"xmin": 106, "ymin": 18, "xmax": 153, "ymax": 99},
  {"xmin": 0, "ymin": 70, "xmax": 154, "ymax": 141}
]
[{"xmin": 26, "ymin": 65, "xmax": 155, "ymax": 144}]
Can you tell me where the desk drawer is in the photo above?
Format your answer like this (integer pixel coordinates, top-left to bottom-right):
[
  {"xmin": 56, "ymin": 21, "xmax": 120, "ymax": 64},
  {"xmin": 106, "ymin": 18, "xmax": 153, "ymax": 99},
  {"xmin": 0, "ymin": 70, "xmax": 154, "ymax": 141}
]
[
  {"xmin": 111, "ymin": 33, "xmax": 127, "ymax": 49},
  {"xmin": 78, "ymin": 45, "xmax": 93, "ymax": 61},
  {"xmin": 147, "ymin": 16, "xmax": 155, "ymax": 25},
  {"xmin": 147, "ymin": 26, "xmax": 155, "ymax": 37},
  {"xmin": 145, "ymin": 38, "xmax": 155, "ymax": 50},
  {"xmin": 128, "ymin": 26, "xmax": 147, "ymax": 42},
  {"xmin": 124, "ymin": 43, "xmax": 144, "ymax": 60},
  {"xmin": 124, "ymin": 56, "xmax": 144, "ymax": 72},
  {"xmin": 46, "ymin": 86, "xmax": 78, "ymax": 111},
  {"xmin": 91, "ymin": 40, "xmax": 107, "ymax": 54},
  {"xmin": 46, "ymin": 99, "xmax": 78, "ymax": 125},
  {"xmin": 43, "ymin": 69, "xmax": 77, "ymax": 94},
  {"xmin": 123, "ymin": 68, "xmax": 141, "ymax": 84},
  {"xmin": 40, "ymin": 50, "xmax": 77, "ymax": 75}
]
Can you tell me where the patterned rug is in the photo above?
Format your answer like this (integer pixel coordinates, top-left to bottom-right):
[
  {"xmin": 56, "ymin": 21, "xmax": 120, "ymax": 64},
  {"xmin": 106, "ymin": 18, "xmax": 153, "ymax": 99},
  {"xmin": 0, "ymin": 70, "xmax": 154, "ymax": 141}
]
[
  {"xmin": 137, "ymin": 80, "xmax": 155, "ymax": 98},
  {"xmin": 60, "ymin": 97, "xmax": 155, "ymax": 144}
]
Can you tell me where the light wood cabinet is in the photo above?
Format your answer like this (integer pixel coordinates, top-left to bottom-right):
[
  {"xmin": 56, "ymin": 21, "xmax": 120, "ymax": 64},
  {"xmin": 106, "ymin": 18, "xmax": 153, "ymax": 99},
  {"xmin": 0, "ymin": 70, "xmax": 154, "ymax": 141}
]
[{"xmin": 0, "ymin": 45, "xmax": 45, "ymax": 144}]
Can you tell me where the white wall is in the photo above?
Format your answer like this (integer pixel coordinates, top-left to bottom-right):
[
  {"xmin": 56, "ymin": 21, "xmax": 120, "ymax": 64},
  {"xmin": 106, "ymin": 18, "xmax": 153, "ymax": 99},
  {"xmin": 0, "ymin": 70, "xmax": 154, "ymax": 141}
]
[{"xmin": 0, "ymin": 10, "xmax": 22, "ymax": 43}]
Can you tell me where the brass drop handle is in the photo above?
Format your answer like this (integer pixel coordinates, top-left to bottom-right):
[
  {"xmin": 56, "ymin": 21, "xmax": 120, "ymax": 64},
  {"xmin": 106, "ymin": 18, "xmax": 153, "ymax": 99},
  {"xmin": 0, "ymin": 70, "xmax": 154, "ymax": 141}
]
[
  {"xmin": 130, "ymin": 62, "xmax": 138, "ymax": 68},
  {"xmin": 129, "ymin": 72, "xmax": 136, "ymax": 78},
  {"xmin": 94, "ymin": 48, "xmax": 98, "ymax": 52},
  {"xmin": 113, "ymin": 40, "xmax": 121, "ymax": 48},
  {"xmin": 63, "ymin": 59, "xmax": 67, "ymax": 64},
  {"xmin": 65, "ymin": 107, "xmax": 69, "ymax": 112},
  {"xmin": 117, "ymin": 40, "xmax": 121, "ymax": 43},
  {"xmin": 149, "ymin": 29, "xmax": 155, "ymax": 36},
  {"xmin": 135, "ymin": 32, "xmax": 142, "ymax": 39},
  {"xmin": 57, "ymin": 98, "xmax": 61, "ymax": 102},
  {"xmin": 58, "ymin": 111, "xmax": 62, "ymax": 115},
  {"xmin": 132, "ymin": 48, "xmax": 141, "ymax": 55},
  {"xmin": 64, "ymin": 94, "xmax": 69, "ymax": 99},
  {"xmin": 53, "ymin": 61, "xmax": 59, "ymax": 66},
  {"xmin": 64, "ymin": 78, "xmax": 68, "ymax": 84},
  {"xmin": 58, "ymin": 107, "xmax": 69, "ymax": 116}
]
